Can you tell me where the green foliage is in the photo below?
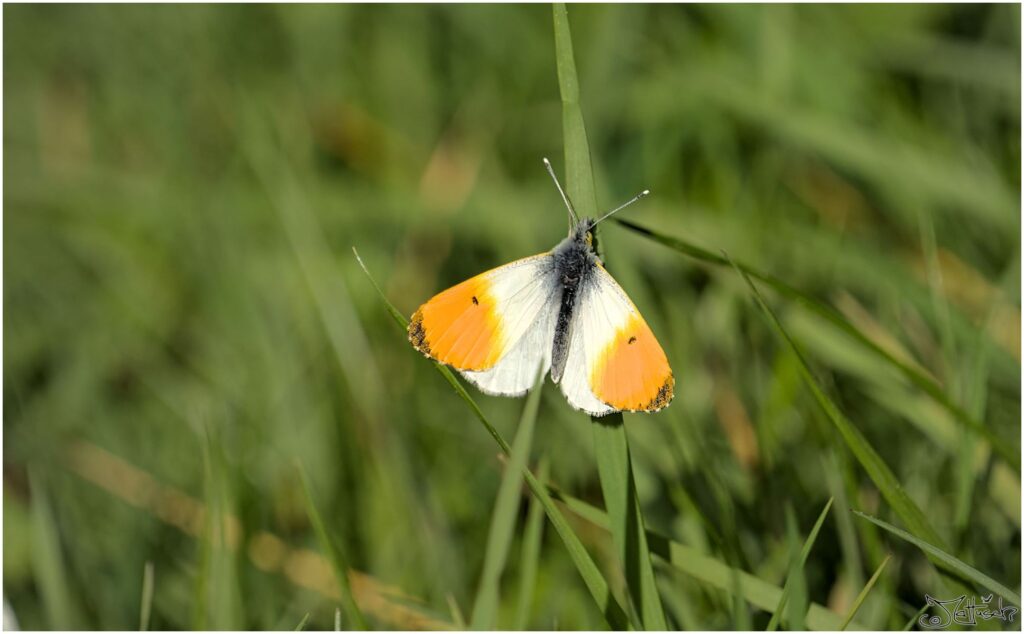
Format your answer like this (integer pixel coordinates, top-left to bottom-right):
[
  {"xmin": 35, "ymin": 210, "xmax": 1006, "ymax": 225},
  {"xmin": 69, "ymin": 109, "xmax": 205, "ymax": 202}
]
[
  {"xmin": 840, "ymin": 553, "xmax": 891, "ymax": 630},
  {"xmin": 513, "ymin": 458, "xmax": 548, "ymax": 630},
  {"xmin": 766, "ymin": 499, "xmax": 833, "ymax": 630},
  {"xmin": 551, "ymin": 487, "xmax": 867, "ymax": 630},
  {"xmin": 299, "ymin": 464, "xmax": 368, "ymax": 630},
  {"xmin": 470, "ymin": 368, "xmax": 544, "ymax": 629},
  {"xmin": 139, "ymin": 561, "xmax": 155, "ymax": 631},
  {"xmin": 853, "ymin": 511, "xmax": 1021, "ymax": 606},
  {"xmin": 4, "ymin": 4, "xmax": 1019, "ymax": 630}
]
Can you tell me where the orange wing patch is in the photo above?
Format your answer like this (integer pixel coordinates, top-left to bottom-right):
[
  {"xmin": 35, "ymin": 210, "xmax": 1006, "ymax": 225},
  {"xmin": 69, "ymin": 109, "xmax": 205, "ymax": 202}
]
[
  {"xmin": 409, "ymin": 273, "xmax": 505, "ymax": 371},
  {"xmin": 590, "ymin": 314, "xmax": 673, "ymax": 412}
]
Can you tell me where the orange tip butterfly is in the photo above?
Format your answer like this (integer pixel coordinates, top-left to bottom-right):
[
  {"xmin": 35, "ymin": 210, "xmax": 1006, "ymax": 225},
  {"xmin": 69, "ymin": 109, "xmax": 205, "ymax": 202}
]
[{"xmin": 408, "ymin": 158, "xmax": 673, "ymax": 417}]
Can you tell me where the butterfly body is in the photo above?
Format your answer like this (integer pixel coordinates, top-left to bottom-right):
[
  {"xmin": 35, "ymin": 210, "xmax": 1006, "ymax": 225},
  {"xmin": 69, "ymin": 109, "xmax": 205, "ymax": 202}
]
[
  {"xmin": 550, "ymin": 219, "xmax": 600, "ymax": 384},
  {"xmin": 409, "ymin": 215, "xmax": 673, "ymax": 417}
]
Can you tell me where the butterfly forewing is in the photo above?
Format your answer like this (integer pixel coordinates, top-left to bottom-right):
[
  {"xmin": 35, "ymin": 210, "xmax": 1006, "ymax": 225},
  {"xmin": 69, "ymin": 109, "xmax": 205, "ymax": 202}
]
[
  {"xmin": 559, "ymin": 264, "xmax": 673, "ymax": 415},
  {"xmin": 409, "ymin": 254, "xmax": 559, "ymax": 395}
]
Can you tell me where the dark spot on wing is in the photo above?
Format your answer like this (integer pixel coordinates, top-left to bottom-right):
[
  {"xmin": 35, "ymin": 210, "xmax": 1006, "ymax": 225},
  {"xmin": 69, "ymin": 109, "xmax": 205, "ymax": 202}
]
[
  {"xmin": 628, "ymin": 336, "xmax": 637, "ymax": 344},
  {"xmin": 471, "ymin": 296, "xmax": 479, "ymax": 305}
]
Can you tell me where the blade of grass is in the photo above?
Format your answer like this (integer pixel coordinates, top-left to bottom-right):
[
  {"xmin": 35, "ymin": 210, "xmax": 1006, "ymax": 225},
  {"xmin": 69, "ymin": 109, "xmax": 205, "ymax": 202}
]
[
  {"xmin": 470, "ymin": 367, "xmax": 545, "ymax": 629},
  {"xmin": 552, "ymin": 488, "xmax": 860, "ymax": 630},
  {"xmin": 955, "ymin": 304, "xmax": 998, "ymax": 537},
  {"xmin": 203, "ymin": 427, "xmax": 244, "ymax": 630},
  {"xmin": 852, "ymin": 510, "xmax": 1021, "ymax": 605},
  {"xmin": 615, "ymin": 217, "xmax": 1018, "ymax": 471},
  {"xmin": 782, "ymin": 507, "xmax": 809, "ymax": 631},
  {"xmin": 553, "ymin": 2, "xmax": 598, "ymax": 220},
  {"xmin": 353, "ymin": 250, "xmax": 630, "ymax": 630},
  {"xmin": 730, "ymin": 254, "xmax": 985, "ymax": 602},
  {"xmin": 517, "ymin": 461, "xmax": 631, "ymax": 629},
  {"xmin": 139, "ymin": 561, "xmax": 155, "ymax": 631},
  {"xmin": 824, "ymin": 451, "xmax": 864, "ymax": 592},
  {"xmin": 513, "ymin": 457, "xmax": 549, "ymax": 630},
  {"xmin": 766, "ymin": 498, "xmax": 833, "ymax": 631},
  {"xmin": 193, "ymin": 431, "xmax": 213, "ymax": 630},
  {"xmin": 298, "ymin": 464, "xmax": 369, "ymax": 630},
  {"xmin": 28, "ymin": 471, "xmax": 82, "ymax": 630},
  {"xmin": 592, "ymin": 417, "xmax": 667, "ymax": 629},
  {"xmin": 554, "ymin": 5, "xmax": 667, "ymax": 629},
  {"xmin": 352, "ymin": 247, "xmax": 510, "ymax": 456},
  {"xmin": 446, "ymin": 595, "xmax": 466, "ymax": 630},
  {"xmin": 901, "ymin": 602, "xmax": 931, "ymax": 631},
  {"xmin": 657, "ymin": 576, "xmax": 700, "ymax": 630},
  {"xmin": 840, "ymin": 553, "xmax": 892, "ymax": 630},
  {"xmin": 727, "ymin": 255, "xmax": 953, "ymax": 556},
  {"xmin": 294, "ymin": 613, "xmax": 311, "ymax": 631}
]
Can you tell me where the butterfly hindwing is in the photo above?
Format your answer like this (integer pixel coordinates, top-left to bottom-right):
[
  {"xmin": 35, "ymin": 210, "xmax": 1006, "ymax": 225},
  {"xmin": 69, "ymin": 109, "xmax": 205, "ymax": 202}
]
[
  {"xmin": 409, "ymin": 254, "xmax": 559, "ymax": 396},
  {"xmin": 558, "ymin": 263, "xmax": 673, "ymax": 415}
]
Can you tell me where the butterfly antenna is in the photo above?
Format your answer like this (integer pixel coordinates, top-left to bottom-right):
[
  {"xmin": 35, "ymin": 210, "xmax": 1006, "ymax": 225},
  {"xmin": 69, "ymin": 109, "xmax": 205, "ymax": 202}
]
[
  {"xmin": 593, "ymin": 189, "xmax": 650, "ymax": 226},
  {"xmin": 542, "ymin": 157, "xmax": 579, "ymax": 230}
]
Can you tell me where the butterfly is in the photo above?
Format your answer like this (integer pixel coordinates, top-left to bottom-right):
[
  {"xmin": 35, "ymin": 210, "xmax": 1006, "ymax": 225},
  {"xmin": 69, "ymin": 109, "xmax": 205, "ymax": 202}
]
[{"xmin": 408, "ymin": 159, "xmax": 673, "ymax": 417}]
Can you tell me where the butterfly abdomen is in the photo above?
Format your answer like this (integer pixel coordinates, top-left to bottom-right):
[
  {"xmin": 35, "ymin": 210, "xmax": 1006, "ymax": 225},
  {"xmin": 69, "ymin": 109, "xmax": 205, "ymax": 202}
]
[{"xmin": 550, "ymin": 234, "xmax": 597, "ymax": 383}]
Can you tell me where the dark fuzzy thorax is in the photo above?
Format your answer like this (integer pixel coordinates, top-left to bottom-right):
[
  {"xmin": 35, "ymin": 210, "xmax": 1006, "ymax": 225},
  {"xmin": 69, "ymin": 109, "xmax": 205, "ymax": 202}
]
[{"xmin": 550, "ymin": 219, "xmax": 599, "ymax": 383}]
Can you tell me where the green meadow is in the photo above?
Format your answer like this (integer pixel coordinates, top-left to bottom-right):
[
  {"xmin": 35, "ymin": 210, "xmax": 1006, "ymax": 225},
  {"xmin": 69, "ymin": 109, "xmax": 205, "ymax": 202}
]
[{"xmin": 3, "ymin": 4, "xmax": 1020, "ymax": 630}]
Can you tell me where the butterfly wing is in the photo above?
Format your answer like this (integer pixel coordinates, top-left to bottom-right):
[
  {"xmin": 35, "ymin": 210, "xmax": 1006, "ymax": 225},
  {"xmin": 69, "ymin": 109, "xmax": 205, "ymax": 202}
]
[
  {"xmin": 558, "ymin": 263, "xmax": 673, "ymax": 416},
  {"xmin": 409, "ymin": 253, "xmax": 560, "ymax": 396}
]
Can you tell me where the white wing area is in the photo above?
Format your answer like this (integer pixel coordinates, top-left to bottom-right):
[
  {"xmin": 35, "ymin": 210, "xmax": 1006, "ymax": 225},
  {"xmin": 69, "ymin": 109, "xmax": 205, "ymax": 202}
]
[
  {"xmin": 557, "ymin": 266, "xmax": 636, "ymax": 416},
  {"xmin": 460, "ymin": 255, "xmax": 559, "ymax": 396}
]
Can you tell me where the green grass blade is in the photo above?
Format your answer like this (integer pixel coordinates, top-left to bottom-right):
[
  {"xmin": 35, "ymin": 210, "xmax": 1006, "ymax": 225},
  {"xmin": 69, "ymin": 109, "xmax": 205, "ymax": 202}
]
[
  {"xmin": 824, "ymin": 451, "xmax": 864, "ymax": 593},
  {"xmin": 294, "ymin": 613, "xmax": 311, "ymax": 631},
  {"xmin": 555, "ymin": 4, "xmax": 667, "ymax": 628},
  {"xmin": 297, "ymin": 465, "xmax": 369, "ymax": 630},
  {"xmin": 552, "ymin": 488, "xmax": 860, "ymax": 630},
  {"xmin": 193, "ymin": 435, "xmax": 212, "ymax": 630},
  {"xmin": 514, "ymin": 457, "xmax": 549, "ymax": 630},
  {"xmin": 192, "ymin": 423, "xmax": 245, "ymax": 630},
  {"xmin": 351, "ymin": 247, "xmax": 409, "ymax": 331},
  {"xmin": 840, "ymin": 553, "xmax": 891, "ymax": 630},
  {"xmin": 28, "ymin": 472, "xmax": 82, "ymax": 630},
  {"xmin": 553, "ymin": 2, "xmax": 598, "ymax": 219},
  {"xmin": 902, "ymin": 602, "xmax": 931, "ymax": 631},
  {"xmin": 593, "ymin": 418, "xmax": 668, "ymax": 629},
  {"xmin": 139, "ymin": 561, "xmax": 155, "ymax": 631},
  {"xmin": 354, "ymin": 253, "xmax": 630, "ymax": 630},
  {"xmin": 615, "ymin": 218, "xmax": 1018, "ymax": 472},
  {"xmin": 783, "ymin": 509, "xmax": 809, "ymax": 631},
  {"xmin": 766, "ymin": 498, "xmax": 833, "ymax": 631},
  {"xmin": 470, "ymin": 368, "xmax": 545, "ymax": 629},
  {"xmin": 852, "ymin": 511, "xmax": 1021, "ymax": 605},
  {"xmin": 727, "ymin": 255, "xmax": 952, "ymax": 555},
  {"xmin": 447, "ymin": 595, "xmax": 467, "ymax": 630},
  {"xmin": 519, "ymin": 469, "xmax": 631, "ymax": 629},
  {"xmin": 353, "ymin": 247, "xmax": 511, "ymax": 456}
]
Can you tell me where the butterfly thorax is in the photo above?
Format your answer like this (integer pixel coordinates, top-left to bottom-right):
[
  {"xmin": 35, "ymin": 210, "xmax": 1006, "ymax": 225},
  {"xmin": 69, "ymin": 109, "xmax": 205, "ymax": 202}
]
[{"xmin": 549, "ymin": 219, "xmax": 600, "ymax": 383}]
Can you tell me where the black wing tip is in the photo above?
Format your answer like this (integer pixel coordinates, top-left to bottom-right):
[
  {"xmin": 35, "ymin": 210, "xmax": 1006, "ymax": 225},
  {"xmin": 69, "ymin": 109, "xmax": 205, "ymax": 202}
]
[
  {"xmin": 609, "ymin": 372, "xmax": 676, "ymax": 414},
  {"xmin": 408, "ymin": 309, "xmax": 433, "ymax": 357}
]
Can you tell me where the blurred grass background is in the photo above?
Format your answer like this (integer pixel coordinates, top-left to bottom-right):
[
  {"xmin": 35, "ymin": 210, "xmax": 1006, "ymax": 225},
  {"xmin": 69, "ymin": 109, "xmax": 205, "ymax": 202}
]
[{"xmin": 3, "ymin": 3, "xmax": 1020, "ymax": 630}]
